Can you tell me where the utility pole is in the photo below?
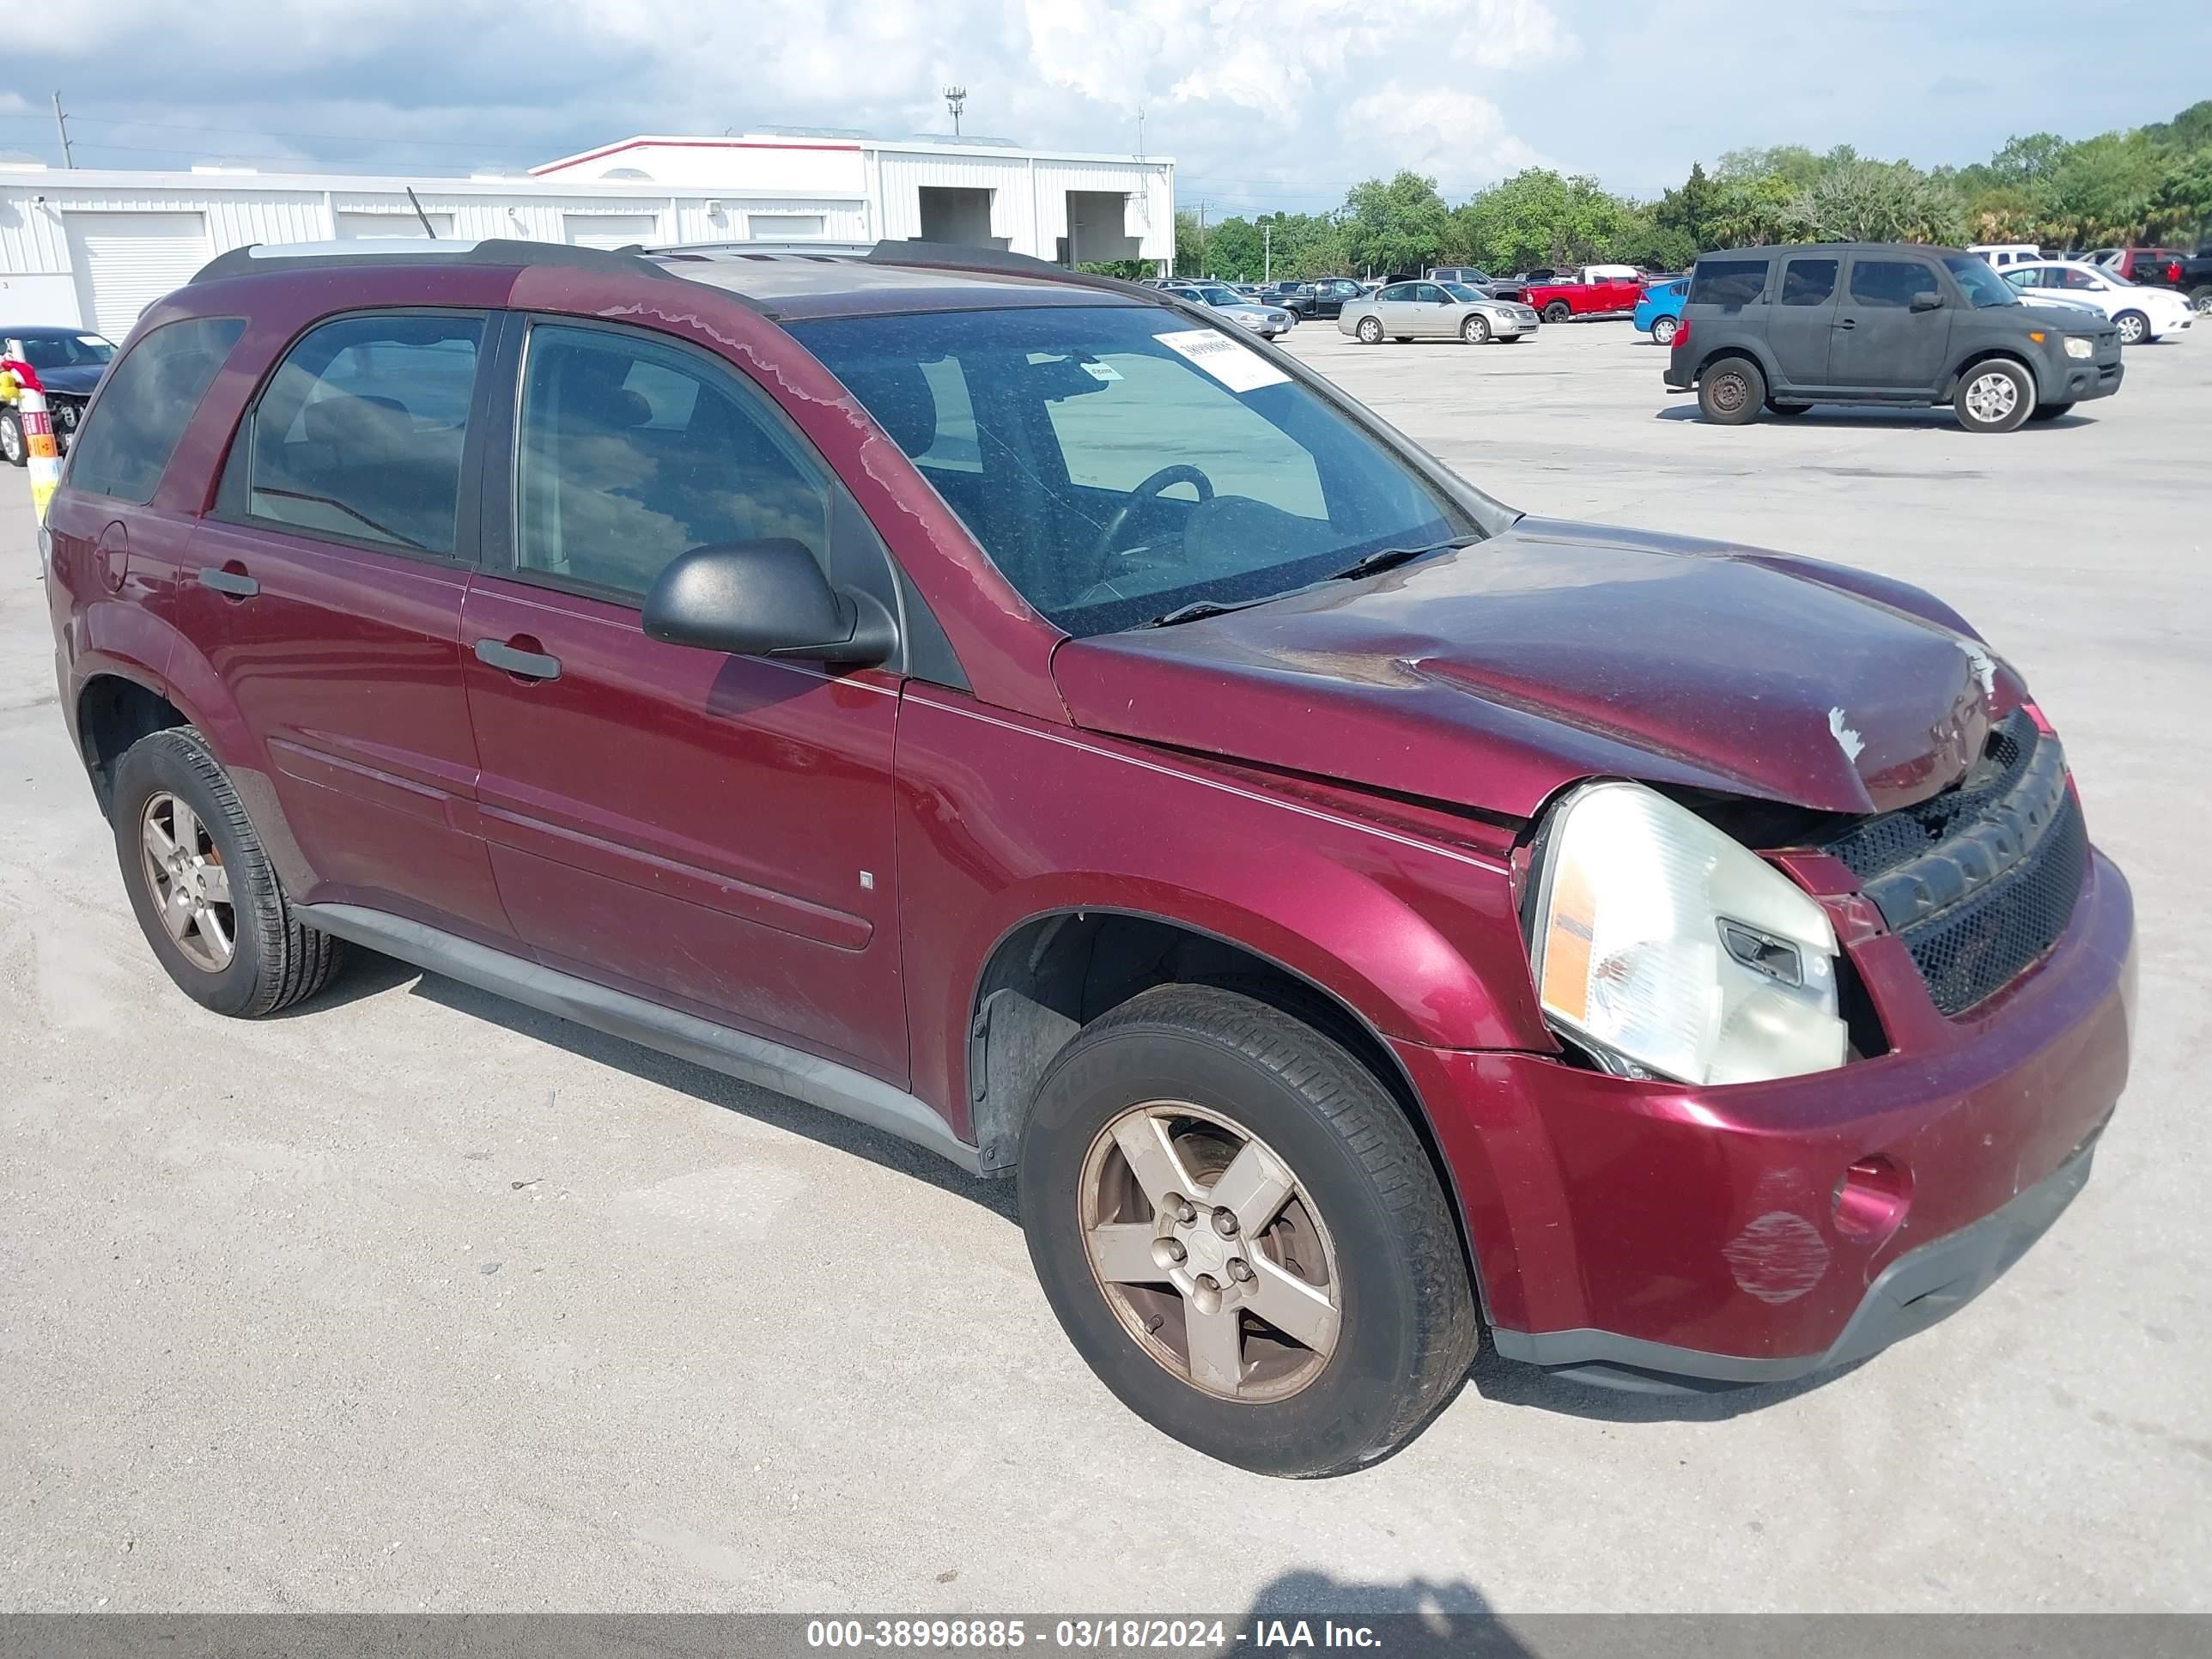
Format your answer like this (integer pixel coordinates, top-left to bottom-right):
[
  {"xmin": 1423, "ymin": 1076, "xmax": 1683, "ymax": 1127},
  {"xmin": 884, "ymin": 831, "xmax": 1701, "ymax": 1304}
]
[
  {"xmin": 52, "ymin": 93, "xmax": 74, "ymax": 169},
  {"xmin": 943, "ymin": 86, "xmax": 967, "ymax": 137},
  {"xmin": 1198, "ymin": 201, "xmax": 1206, "ymax": 277},
  {"xmin": 1136, "ymin": 106, "xmax": 1146, "ymax": 160},
  {"xmin": 1263, "ymin": 222, "xmax": 1273, "ymax": 283}
]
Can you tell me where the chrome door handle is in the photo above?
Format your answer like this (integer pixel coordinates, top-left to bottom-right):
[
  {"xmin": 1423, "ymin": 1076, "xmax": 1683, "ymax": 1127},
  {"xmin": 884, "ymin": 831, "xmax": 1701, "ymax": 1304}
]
[
  {"xmin": 475, "ymin": 638, "xmax": 562, "ymax": 681},
  {"xmin": 198, "ymin": 566, "xmax": 258, "ymax": 598}
]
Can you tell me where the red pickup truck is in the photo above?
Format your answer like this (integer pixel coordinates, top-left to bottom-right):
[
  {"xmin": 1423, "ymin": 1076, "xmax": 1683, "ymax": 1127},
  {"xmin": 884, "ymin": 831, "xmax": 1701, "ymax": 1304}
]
[{"xmin": 1522, "ymin": 267, "xmax": 1647, "ymax": 322}]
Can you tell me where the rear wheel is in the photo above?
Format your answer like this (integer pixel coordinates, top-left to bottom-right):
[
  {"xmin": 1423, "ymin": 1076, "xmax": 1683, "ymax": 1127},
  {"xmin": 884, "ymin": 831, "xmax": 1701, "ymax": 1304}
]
[
  {"xmin": 1697, "ymin": 355, "xmax": 1765, "ymax": 425},
  {"xmin": 1355, "ymin": 316, "xmax": 1383, "ymax": 344},
  {"xmin": 1650, "ymin": 315, "xmax": 1679, "ymax": 346},
  {"xmin": 1460, "ymin": 314, "xmax": 1491, "ymax": 344},
  {"xmin": 1954, "ymin": 359, "xmax": 2034, "ymax": 433},
  {"xmin": 2112, "ymin": 310, "xmax": 2148, "ymax": 344},
  {"xmin": 0, "ymin": 408, "xmax": 25, "ymax": 468},
  {"xmin": 1018, "ymin": 984, "xmax": 1477, "ymax": 1478},
  {"xmin": 112, "ymin": 726, "xmax": 345, "ymax": 1018},
  {"xmin": 1543, "ymin": 301, "xmax": 1571, "ymax": 324}
]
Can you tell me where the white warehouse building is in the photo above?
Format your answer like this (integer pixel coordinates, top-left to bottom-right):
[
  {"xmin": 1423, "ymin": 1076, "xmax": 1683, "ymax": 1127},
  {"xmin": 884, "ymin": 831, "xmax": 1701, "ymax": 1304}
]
[{"xmin": 0, "ymin": 130, "xmax": 1176, "ymax": 338}]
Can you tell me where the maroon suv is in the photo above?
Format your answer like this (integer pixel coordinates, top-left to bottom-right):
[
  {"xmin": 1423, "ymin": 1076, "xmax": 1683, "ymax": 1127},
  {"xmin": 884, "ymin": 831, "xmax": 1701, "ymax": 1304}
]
[{"xmin": 43, "ymin": 239, "xmax": 2134, "ymax": 1476}]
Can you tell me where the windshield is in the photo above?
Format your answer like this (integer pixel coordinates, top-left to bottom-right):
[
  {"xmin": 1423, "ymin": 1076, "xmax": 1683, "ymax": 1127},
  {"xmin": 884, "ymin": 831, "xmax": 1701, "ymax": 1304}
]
[
  {"xmin": 14, "ymin": 333, "xmax": 116, "ymax": 369},
  {"xmin": 1441, "ymin": 283, "xmax": 1489, "ymax": 303},
  {"xmin": 1191, "ymin": 285, "xmax": 1244, "ymax": 307},
  {"xmin": 792, "ymin": 304, "xmax": 1486, "ymax": 638},
  {"xmin": 1942, "ymin": 254, "xmax": 2018, "ymax": 308}
]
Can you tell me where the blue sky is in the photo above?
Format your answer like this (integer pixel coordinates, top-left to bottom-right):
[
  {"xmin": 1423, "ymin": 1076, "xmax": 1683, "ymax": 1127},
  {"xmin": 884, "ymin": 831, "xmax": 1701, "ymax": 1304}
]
[{"xmin": 3, "ymin": 0, "xmax": 2205, "ymax": 210}]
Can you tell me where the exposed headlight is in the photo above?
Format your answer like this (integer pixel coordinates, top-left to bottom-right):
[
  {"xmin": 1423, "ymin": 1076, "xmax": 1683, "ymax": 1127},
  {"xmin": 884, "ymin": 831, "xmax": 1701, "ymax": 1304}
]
[
  {"xmin": 2064, "ymin": 336, "xmax": 2094, "ymax": 359},
  {"xmin": 1527, "ymin": 781, "xmax": 1847, "ymax": 1085}
]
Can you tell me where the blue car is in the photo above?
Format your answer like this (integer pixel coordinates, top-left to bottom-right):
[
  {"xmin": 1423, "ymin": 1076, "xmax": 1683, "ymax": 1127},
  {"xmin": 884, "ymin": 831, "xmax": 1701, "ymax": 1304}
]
[{"xmin": 1633, "ymin": 278, "xmax": 1687, "ymax": 344}]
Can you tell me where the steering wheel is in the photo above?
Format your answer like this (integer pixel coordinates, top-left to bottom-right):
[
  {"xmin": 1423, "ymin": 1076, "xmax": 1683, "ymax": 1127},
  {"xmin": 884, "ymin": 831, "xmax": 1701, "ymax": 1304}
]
[{"xmin": 1087, "ymin": 464, "xmax": 1215, "ymax": 577}]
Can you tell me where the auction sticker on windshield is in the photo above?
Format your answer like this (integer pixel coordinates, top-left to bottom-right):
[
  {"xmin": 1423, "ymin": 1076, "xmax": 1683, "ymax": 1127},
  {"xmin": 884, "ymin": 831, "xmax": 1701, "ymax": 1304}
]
[{"xmin": 1154, "ymin": 328, "xmax": 1291, "ymax": 393}]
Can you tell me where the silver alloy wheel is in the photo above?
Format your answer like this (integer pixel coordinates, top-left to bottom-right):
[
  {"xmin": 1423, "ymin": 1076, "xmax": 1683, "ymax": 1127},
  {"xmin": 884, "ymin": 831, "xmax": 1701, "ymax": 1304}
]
[
  {"xmin": 1964, "ymin": 369, "xmax": 2021, "ymax": 426},
  {"xmin": 1079, "ymin": 1100, "xmax": 1342, "ymax": 1403},
  {"xmin": 1651, "ymin": 316, "xmax": 1678, "ymax": 345},
  {"xmin": 139, "ymin": 791, "xmax": 235, "ymax": 972},
  {"xmin": 2193, "ymin": 291, "xmax": 2212, "ymax": 316},
  {"xmin": 2115, "ymin": 312, "xmax": 2146, "ymax": 344},
  {"xmin": 0, "ymin": 413, "xmax": 22, "ymax": 465},
  {"xmin": 1356, "ymin": 316, "xmax": 1382, "ymax": 343},
  {"xmin": 1462, "ymin": 314, "xmax": 1490, "ymax": 343}
]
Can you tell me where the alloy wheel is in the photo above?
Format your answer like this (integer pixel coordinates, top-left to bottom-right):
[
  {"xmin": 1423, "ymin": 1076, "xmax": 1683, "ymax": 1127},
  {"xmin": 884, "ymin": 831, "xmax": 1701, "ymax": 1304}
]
[
  {"xmin": 2116, "ymin": 313, "xmax": 2146, "ymax": 344},
  {"xmin": 1357, "ymin": 318, "xmax": 1382, "ymax": 343},
  {"xmin": 1964, "ymin": 371, "xmax": 2020, "ymax": 426},
  {"xmin": 1079, "ymin": 1100, "xmax": 1341, "ymax": 1403},
  {"xmin": 0, "ymin": 416, "xmax": 22, "ymax": 465},
  {"xmin": 139, "ymin": 791, "xmax": 235, "ymax": 972}
]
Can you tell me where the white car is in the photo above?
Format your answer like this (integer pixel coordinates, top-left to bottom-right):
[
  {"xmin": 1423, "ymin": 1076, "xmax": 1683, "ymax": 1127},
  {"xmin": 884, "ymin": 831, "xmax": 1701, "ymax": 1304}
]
[
  {"xmin": 2000, "ymin": 259, "xmax": 2194, "ymax": 344},
  {"xmin": 1970, "ymin": 243, "xmax": 2047, "ymax": 270}
]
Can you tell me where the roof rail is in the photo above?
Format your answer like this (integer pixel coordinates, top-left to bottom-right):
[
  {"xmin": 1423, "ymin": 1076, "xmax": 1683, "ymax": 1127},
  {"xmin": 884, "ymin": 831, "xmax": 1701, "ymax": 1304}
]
[
  {"xmin": 188, "ymin": 237, "xmax": 681, "ymax": 289},
  {"xmin": 862, "ymin": 239, "xmax": 1157, "ymax": 301},
  {"xmin": 644, "ymin": 240, "xmax": 875, "ymax": 261}
]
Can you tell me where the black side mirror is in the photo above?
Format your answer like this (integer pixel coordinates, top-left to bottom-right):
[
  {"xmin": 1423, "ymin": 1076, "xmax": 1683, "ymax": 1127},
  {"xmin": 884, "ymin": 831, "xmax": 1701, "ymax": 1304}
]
[
  {"xmin": 1910, "ymin": 290, "xmax": 1945, "ymax": 313},
  {"xmin": 642, "ymin": 539, "xmax": 895, "ymax": 668}
]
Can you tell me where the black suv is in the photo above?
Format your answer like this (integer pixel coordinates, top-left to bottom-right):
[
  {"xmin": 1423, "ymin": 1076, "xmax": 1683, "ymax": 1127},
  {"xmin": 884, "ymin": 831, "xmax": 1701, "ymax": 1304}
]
[
  {"xmin": 1279, "ymin": 278, "xmax": 1366, "ymax": 319},
  {"xmin": 1664, "ymin": 244, "xmax": 2123, "ymax": 432}
]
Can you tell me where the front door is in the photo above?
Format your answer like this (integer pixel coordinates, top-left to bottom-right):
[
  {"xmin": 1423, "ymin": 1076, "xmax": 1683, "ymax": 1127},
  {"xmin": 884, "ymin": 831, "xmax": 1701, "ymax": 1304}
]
[
  {"xmin": 1831, "ymin": 255, "xmax": 1953, "ymax": 390},
  {"xmin": 1766, "ymin": 254, "xmax": 1841, "ymax": 388},
  {"xmin": 1410, "ymin": 283, "xmax": 1455, "ymax": 336},
  {"xmin": 460, "ymin": 316, "xmax": 908, "ymax": 1081},
  {"xmin": 186, "ymin": 307, "xmax": 510, "ymax": 942}
]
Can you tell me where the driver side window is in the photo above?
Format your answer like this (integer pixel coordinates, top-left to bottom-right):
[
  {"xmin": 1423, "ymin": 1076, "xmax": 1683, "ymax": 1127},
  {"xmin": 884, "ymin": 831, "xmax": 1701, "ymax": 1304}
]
[{"xmin": 1041, "ymin": 349, "xmax": 1326, "ymax": 519}]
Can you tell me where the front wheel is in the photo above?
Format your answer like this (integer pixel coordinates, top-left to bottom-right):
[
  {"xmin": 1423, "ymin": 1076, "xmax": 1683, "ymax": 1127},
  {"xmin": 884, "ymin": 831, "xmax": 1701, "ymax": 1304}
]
[
  {"xmin": 0, "ymin": 408, "xmax": 25, "ymax": 468},
  {"xmin": 2113, "ymin": 310, "xmax": 2148, "ymax": 345},
  {"xmin": 2191, "ymin": 287, "xmax": 2212, "ymax": 317},
  {"xmin": 1954, "ymin": 360, "xmax": 2034, "ymax": 433},
  {"xmin": 1461, "ymin": 314, "xmax": 1491, "ymax": 344},
  {"xmin": 1697, "ymin": 355, "xmax": 1766, "ymax": 424},
  {"xmin": 1018, "ymin": 984, "xmax": 1477, "ymax": 1478},
  {"xmin": 1355, "ymin": 317, "xmax": 1383, "ymax": 344},
  {"xmin": 1650, "ymin": 315, "xmax": 1679, "ymax": 346}
]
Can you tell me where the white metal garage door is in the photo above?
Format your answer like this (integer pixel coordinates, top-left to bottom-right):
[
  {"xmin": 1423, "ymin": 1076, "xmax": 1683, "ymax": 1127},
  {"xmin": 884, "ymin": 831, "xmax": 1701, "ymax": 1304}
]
[
  {"xmin": 335, "ymin": 210, "xmax": 456, "ymax": 240},
  {"xmin": 64, "ymin": 211, "xmax": 211, "ymax": 337},
  {"xmin": 562, "ymin": 213, "xmax": 659, "ymax": 250}
]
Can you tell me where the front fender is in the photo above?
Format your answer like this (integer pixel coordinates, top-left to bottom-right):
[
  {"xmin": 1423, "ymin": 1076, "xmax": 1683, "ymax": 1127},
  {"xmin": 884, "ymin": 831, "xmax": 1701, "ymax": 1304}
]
[{"xmin": 894, "ymin": 692, "xmax": 1547, "ymax": 1136}]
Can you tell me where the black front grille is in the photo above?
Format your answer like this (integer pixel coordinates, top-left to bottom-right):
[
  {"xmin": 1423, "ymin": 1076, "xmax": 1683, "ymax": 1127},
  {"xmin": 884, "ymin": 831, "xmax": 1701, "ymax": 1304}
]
[{"xmin": 1823, "ymin": 710, "xmax": 2088, "ymax": 1017}]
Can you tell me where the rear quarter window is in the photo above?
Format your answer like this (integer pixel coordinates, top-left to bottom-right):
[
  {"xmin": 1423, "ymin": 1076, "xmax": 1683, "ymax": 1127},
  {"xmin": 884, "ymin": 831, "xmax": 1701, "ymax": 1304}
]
[
  {"xmin": 64, "ymin": 316, "xmax": 246, "ymax": 504},
  {"xmin": 1687, "ymin": 259, "xmax": 1769, "ymax": 308}
]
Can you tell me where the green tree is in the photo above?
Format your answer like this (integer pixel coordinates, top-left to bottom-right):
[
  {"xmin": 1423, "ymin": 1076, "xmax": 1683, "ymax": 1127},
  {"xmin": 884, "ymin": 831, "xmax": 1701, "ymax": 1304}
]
[
  {"xmin": 1454, "ymin": 168, "xmax": 1644, "ymax": 271},
  {"xmin": 1715, "ymin": 145, "xmax": 1828, "ymax": 191},
  {"xmin": 1339, "ymin": 171, "xmax": 1452, "ymax": 276},
  {"xmin": 1782, "ymin": 159, "xmax": 1966, "ymax": 244},
  {"xmin": 2042, "ymin": 131, "xmax": 2166, "ymax": 246}
]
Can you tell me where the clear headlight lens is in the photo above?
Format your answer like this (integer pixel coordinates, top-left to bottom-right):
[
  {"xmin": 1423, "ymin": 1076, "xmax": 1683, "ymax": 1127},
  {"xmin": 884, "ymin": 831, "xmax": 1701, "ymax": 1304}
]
[
  {"xmin": 2064, "ymin": 336, "xmax": 2094, "ymax": 360},
  {"xmin": 1528, "ymin": 781, "xmax": 1847, "ymax": 1086}
]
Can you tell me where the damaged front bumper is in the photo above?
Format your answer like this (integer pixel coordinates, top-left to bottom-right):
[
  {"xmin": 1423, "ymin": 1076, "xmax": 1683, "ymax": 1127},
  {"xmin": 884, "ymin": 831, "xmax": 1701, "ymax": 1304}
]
[{"xmin": 1393, "ymin": 848, "xmax": 2135, "ymax": 1393}]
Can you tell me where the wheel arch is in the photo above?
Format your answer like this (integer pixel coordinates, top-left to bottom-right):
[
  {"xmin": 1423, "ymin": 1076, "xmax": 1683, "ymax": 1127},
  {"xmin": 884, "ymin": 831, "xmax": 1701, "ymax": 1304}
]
[
  {"xmin": 1942, "ymin": 348, "xmax": 2039, "ymax": 404},
  {"xmin": 1691, "ymin": 340, "xmax": 1778, "ymax": 386},
  {"xmin": 964, "ymin": 904, "xmax": 1499, "ymax": 1326}
]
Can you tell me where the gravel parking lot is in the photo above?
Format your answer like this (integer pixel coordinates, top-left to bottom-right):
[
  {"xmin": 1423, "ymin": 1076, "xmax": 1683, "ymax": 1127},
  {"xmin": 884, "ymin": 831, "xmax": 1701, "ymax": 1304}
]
[{"xmin": 2, "ymin": 319, "xmax": 2206, "ymax": 1614}]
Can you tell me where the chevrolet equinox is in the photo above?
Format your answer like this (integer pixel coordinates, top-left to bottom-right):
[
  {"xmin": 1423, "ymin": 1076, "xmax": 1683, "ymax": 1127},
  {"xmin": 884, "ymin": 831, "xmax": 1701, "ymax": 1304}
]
[{"xmin": 43, "ymin": 239, "xmax": 2135, "ymax": 1476}]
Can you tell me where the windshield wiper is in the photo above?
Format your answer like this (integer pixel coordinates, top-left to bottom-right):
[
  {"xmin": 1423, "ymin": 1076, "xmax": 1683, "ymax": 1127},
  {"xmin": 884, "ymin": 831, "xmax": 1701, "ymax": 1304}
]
[
  {"xmin": 1328, "ymin": 535, "xmax": 1477, "ymax": 582},
  {"xmin": 1140, "ymin": 598, "xmax": 1272, "ymax": 629}
]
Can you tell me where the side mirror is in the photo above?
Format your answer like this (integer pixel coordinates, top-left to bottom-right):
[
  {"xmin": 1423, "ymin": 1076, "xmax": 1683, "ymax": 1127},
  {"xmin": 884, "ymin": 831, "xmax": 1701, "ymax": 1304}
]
[
  {"xmin": 1909, "ymin": 290, "xmax": 1945, "ymax": 313},
  {"xmin": 642, "ymin": 539, "xmax": 895, "ymax": 668}
]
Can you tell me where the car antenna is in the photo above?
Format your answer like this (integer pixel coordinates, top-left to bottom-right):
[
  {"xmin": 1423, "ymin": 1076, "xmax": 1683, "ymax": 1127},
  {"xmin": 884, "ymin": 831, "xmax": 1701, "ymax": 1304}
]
[{"xmin": 405, "ymin": 186, "xmax": 438, "ymax": 240}]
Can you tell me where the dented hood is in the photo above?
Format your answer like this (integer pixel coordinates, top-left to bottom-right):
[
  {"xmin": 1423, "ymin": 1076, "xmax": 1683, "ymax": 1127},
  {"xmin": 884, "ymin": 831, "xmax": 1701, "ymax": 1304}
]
[{"xmin": 1051, "ymin": 519, "xmax": 2019, "ymax": 822}]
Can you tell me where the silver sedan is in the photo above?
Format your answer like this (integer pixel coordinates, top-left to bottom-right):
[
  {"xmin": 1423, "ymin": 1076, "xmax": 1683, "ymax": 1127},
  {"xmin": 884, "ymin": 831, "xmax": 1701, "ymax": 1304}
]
[
  {"xmin": 1338, "ymin": 280, "xmax": 1539, "ymax": 344},
  {"xmin": 1163, "ymin": 282, "xmax": 1296, "ymax": 339}
]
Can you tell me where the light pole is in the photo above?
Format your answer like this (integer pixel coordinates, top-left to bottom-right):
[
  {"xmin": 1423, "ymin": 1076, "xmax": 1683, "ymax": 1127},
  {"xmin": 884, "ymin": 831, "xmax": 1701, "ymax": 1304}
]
[
  {"xmin": 943, "ymin": 86, "xmax": 967, "ymax": 137},
  {"xmin": 1263, "ymin": 222, "xmax": 1273, "ymax": 283}
]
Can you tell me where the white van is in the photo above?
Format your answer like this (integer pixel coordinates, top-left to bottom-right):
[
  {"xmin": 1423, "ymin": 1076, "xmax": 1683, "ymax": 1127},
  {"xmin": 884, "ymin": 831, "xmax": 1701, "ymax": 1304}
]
[{"xmin": 1970, "ymin": 244, "xmax": 2045, "ymax": 269}]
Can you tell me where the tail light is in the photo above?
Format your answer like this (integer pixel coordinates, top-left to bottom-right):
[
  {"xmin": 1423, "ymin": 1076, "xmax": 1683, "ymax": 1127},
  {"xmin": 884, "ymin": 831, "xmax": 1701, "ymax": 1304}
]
[{"xmin": 1670, "ymin": 319, "xmax": 1690, "ymax": 349}]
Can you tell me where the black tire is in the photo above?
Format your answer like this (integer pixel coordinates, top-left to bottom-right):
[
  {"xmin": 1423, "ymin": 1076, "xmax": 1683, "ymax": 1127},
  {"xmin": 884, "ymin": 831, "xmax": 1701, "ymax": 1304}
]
[
  {"xmin": 111, "ymin": 726, "xmax": 345, "ymax": 1018},
  {"xmin": 1650, "ymin": 315, "xmax": 1679, "ymax": 346},
  {"xmin": 1018, "ymin": 984, "xmax": 1477, "ymax": 1478},
  {"xmin": 1542, "ymin": 301, "xmax": 1571, "ymax": 324},
  {"xmin": 1953, "ymin": 357, "xmax": 2035, "ymax": 434},
  {"xmin": 1697, "ymin": 355, "xmax": 1766, "ymax": 424},
  {"xmin": 1460, "ymin": 314, "xmax": 1491, "ymax": 344},
  {"xmin": 1766, "ymin": 400, "xmax": 1813, "ymax": 417},
  {"xmin": 1355, "ymin": 316, "xmax": 1383, "ymax": 344},
  {"xmin": 0, "ymin": 407, "xmax": 25, "ymax": 468},
  {"xmin": 2190, "ymin": 287, "xmax": 2212, "ymax": 317},
  {"xmin": 2112, "ymin": 310, "xmax": 2148, "ymax": 345},
  {"xmin": 2027, "ymin": 402, "xmax": 2074, "ymax": 422}
]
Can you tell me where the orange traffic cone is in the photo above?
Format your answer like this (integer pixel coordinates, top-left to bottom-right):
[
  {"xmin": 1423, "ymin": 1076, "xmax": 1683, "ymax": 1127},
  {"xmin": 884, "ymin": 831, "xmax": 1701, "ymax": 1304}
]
[{"xmin": 0, "ymin": 348, "xmax": 64, "ymax": 522}]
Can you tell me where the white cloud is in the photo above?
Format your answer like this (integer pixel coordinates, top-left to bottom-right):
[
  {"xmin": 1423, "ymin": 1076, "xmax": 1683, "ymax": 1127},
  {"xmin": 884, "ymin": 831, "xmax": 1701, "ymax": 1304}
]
[{"xmin": 1339, "ymin": 83, "xmax": 1548, "ymax": 193}]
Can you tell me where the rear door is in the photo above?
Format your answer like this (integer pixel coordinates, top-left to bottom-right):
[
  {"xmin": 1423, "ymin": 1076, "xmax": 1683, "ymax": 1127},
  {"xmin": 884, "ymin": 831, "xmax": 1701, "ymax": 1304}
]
[
  {"xmin": 188, "ymin": 307, "xmax": 511, "ymax": 941},
  {"xmin": 1374, "ymin": 283, "xmax": 1418, "ymax": 335},
  {"xmin": 1766, "ymin": 254, "xmax": 1841, "ymax": 389},
  {"xmin": 459, "ymin": 315, "xmax": 908, "ymax": 1080},
  {"xmin": 1831, "ymin": 254, "xmax": 1952, "ymax": 391}
]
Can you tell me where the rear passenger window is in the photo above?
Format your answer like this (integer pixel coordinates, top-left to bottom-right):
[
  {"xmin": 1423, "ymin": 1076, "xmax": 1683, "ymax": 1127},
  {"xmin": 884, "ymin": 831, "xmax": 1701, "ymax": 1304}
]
[
  {"xmin": 1779, "ymin": 258, "xmax": 1838, "ymax": 307},
  {"xmin": 244, "ymin": 312, "xmax": 483, "ymax": 553},
  {"xmin": 515, "ymin": 322, "xmax": 834, "ymax": 600},
  {"xmin": 65, "ymin": 316, "xmax": 245, "ymax": 504},
  {"xmin": 1687, "ymin": 259, "xmax": 1767, "ymax": 307},
  {"xmin": 1848, "ymin": 260, "xmax": 1938, "ymax": 309}
]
